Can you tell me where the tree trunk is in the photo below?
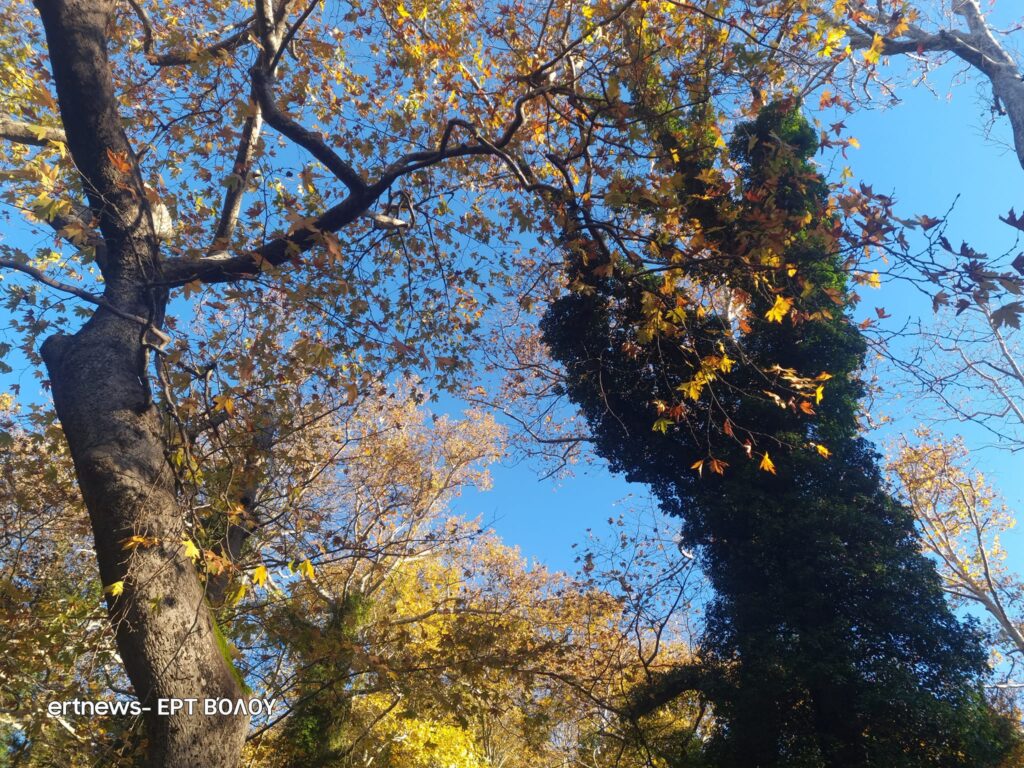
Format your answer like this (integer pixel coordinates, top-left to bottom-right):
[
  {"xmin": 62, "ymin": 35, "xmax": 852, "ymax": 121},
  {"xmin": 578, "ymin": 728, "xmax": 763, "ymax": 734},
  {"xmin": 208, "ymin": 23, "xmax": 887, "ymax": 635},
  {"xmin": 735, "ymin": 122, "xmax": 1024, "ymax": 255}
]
[
  {"xmin": 42, "ymin": 305, "xmax": 249, "ymax": 766},
  {"xmin": 34, "ymin": 0, "xmax": 250, "ymax": 764}
]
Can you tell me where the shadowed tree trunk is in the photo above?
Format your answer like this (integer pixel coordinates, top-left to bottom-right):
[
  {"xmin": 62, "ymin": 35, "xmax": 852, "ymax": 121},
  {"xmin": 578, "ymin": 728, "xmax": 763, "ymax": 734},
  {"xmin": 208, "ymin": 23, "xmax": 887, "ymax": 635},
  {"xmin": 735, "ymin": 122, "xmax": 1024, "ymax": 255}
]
[{"xmin": 33, "ymin": 0, "xmax": 249, "ymax": 764}]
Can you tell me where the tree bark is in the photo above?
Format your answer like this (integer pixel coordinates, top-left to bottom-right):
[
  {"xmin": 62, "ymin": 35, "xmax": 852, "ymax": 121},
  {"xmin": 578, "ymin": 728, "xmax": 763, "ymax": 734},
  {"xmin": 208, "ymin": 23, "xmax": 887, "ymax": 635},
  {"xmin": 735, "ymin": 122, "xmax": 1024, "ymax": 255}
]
[{"xmin": 33, "ymin": 0, "xmax": 249, "ymax": 764}]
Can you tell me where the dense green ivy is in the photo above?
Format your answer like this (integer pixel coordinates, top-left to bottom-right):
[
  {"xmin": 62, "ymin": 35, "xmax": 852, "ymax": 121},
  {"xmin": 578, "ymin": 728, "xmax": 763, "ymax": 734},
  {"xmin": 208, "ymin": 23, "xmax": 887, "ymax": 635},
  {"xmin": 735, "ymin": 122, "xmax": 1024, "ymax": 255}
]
[{"xmin": 542, "ymin": 104, "xmax": 1019, "ymax": 767}]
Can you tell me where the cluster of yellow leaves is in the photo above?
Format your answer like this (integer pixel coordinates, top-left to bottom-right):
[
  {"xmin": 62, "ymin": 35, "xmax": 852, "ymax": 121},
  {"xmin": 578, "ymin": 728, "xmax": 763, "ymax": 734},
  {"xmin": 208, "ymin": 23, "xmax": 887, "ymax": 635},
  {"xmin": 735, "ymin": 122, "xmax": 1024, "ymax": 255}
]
[{"xmin": 888, "ymin": 430, "xmax": 1024, "ymax": 658}]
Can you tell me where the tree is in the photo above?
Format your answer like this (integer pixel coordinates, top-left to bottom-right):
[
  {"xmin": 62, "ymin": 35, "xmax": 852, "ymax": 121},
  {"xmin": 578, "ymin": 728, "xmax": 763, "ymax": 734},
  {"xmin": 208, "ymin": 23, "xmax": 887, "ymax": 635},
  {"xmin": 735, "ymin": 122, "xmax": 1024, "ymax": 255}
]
[
  {"xmin": 4, "ymin": 0, "xmax": 1004, "ymax": 763},
  {"xmin": 889, "ymin": 431, "xmax": 1024, "ymax": 691},
  {"xmin": 0, "ymin": 380, "xmax": 705, "ymax": 767},
  {"xmin": 0, "ymin": 0, "xmax": 881, "ymax": 761},
  {"xmin": 0, "ymin": 396, "xmax": 136, "ymax": 763},
  {"xmin": 0, "ymin": 0, "xmax": 624, "ymax": 761},
  {"xmin": 542, "ymin": 102, "xmax": 1018, "ymax": 765}
]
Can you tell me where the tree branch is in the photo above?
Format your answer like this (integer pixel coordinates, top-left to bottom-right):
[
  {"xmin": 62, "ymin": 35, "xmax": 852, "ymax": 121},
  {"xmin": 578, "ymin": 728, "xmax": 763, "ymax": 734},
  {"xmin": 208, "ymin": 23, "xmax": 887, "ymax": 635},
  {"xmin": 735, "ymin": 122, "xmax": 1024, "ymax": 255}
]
[
  {"xmin": 0, "ymin": 117, "xmax": 66, "ymax": 147},
  {"xmin": 127, "ymin": 0, "xmax": 254, "ymax": 68},
  {"xmin": 0, "ymin": 258, "xmax": 150, "ymax": 325},
  {"xmin": 250, "ymin": 67, "xmax": 368, "ymax": 194}
]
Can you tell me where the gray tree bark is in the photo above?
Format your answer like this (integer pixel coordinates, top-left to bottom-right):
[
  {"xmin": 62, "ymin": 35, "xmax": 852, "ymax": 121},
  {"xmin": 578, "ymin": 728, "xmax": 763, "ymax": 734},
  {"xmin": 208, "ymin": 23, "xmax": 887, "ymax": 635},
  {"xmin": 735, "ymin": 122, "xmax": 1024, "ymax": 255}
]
[{"xmin": 33, "ymin": 1, "xmax": 249, "ymax": 764}]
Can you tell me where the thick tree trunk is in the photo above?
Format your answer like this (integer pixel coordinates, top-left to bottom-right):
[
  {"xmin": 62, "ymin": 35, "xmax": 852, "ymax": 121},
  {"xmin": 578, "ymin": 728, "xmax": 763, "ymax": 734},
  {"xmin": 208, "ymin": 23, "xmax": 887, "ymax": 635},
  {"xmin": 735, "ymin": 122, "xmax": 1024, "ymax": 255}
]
[
  {"xmin": 33, "ymin": 0, "xmax": 250, "ymax": 764},
  {"xmin": 42, "ymin": 302, "xmax": 248, "ymax": 766}
]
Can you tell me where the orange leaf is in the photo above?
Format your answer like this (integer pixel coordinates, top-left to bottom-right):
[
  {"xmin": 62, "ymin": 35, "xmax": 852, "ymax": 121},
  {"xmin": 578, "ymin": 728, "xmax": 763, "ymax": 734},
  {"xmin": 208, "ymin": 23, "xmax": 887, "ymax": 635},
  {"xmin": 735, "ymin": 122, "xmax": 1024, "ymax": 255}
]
[
  {"xmin": 759, "ymin": 452, "xmax": 776, "ymax": 474},
  {"xmin": 106, "ymin": 147, "xmax": 133, "ymax": 175}
]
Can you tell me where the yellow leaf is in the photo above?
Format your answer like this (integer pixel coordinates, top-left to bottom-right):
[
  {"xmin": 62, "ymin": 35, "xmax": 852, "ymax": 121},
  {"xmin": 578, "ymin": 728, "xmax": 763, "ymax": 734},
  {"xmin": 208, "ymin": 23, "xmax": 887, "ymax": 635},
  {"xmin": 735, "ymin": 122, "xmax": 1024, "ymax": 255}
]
[
  {"xmin": 866, "ymin": 271, "xmax": 881, "ymax": 289},
  {"xmin": 213, "ymin": 393, "xmax": 235, "ymax": 415},
  {"xmin": 691, "ymin": 459, "xmax": 704, "ymax": 477},
  {"xmin": 105, "ymin": 581, "xmax": 124, "ymax": 597},
  {"xmin": 765, "ymin": 295, "xmax": 793, "ymax": 323},
  {"xmin": 228, "ymin": 582, "xmax": 246, "ymax": 605},
  {"xmin": 181, "ymin": 538, "xmax": 200, "ymax": 561},
  {"xmin": 122, "ymin": 535, "xmax": 157, "ymax": 550},
  {"xmin": 681, "ymin": 378, "xmax": 704, "ymax": 400},
  {"xmin": 396, "ymin": 2, "xmax": 410, "ymax": 18},
  {"xmin": 814, "ymin": 443, "xmax": 832, "ymax": 458},
  {"xmin": 847, "ymin": 137, "xmax": 860, "ymax": 149},
  {"xmin": 759, "ymin": 452, "xmax": 776, "ymax": 474},
  {"xmin": 863, "ymin": 33, "xmax": 884, "ymax": 64},
  {"xmin": 298, "ymin": 559, "xmax": 315, "ymax": 580},
  {"xmin": 815, "ymin": 385, "xmax": 825, "ymax": 404},
  {"xmin": 253, "ymin": 564, "xmax": 269, "ymax": 588}
]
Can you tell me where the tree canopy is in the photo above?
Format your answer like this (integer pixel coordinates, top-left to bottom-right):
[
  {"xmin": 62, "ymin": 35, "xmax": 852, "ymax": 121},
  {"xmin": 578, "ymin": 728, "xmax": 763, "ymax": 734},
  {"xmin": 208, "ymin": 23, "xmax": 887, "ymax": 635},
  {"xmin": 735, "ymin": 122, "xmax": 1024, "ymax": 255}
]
[{"xmin": 3, "ymin": 0, "xmax": 1024, "ymax": 766}]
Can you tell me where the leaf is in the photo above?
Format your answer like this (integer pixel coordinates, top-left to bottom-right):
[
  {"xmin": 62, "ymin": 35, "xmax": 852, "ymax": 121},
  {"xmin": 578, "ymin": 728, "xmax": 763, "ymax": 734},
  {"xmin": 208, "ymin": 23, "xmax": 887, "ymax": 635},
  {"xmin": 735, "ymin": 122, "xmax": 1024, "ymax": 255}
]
[
  {"xmin": 709, "ymin": 457, "xmax": 728, "ymax": 475},
  {"xmin": 765, "ymin": 295, "xmax": 793, "ymax": 323},
  {"xmin": 990, "ymin": 302, "xmax": 1024, "ymax": 329},
  {"xmin": 652, "ymin": 418, "xmax": 673, "ymax": 434},
  {"xmin": 814, "ymin": 443, "xmax": 831, "ymax": 458},
  {"xmin": 181, "ymin": 538, "xmax": 200, "ymax": 561},
  {"xmin": 213, "ymin": 393, "xmax": 235, "ymax": 416},
  {"xmin": 228, "ymin": 582, "xmax": 246, "ymax": 606},
  {"xmin": 122, "ymin": 535, "xmax": 158, "ymax": 550},
  {"xmin": 106, "ymin": 147, "xmax": 133, "ymax": 174},
  {"xmin": 104, "ymin": 581, "xmax": 124, "ymax": 597},
  {"xmin": 815, "ymin": 385, "xmax": 825, "ymax": 404},
  {"xmin": 680, "ymin": 378, "xmax": 704, "ymax": 400},
  {"xmin": 252, "ymin": 564, "xmax": 269, "ymax": 588},
  {"xmin": 691, "ymin": 458, "xmax": 704, "ymax": 477},
  {"xmin": 1000, "ymin": 208, "xmax": 1024, "ymax": 233},
  {"xmin": 759, "ymin": 452, "xmax": 776, "ymax": 474},
  {"xmin": 298, "ymin": 559, "xmax": 315, "ymax": 580},
  {"xmin": 863, "ymin": 33, "xmax": 884, "ymax": 64}
]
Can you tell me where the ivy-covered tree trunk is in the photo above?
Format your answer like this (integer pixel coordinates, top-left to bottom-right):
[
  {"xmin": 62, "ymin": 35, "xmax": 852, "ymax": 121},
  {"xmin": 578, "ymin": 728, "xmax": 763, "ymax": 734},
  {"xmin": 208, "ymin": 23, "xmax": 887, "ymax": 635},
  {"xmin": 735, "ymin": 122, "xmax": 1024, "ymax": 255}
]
[
  {"xmin": 34, "ymin": 1, "xmax": 248, "ymax": 764},
  {"xmin": 542, "ymin": 103, "xmax": 1019, "ymax": 766}
]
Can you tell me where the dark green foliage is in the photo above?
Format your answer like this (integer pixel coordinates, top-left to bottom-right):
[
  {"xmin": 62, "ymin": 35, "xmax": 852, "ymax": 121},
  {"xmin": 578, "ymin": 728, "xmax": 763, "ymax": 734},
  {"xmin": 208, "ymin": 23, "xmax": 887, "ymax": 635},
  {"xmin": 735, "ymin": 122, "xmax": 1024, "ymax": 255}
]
[{"xmin": 542, "ymin": 104, "xmax": 1019, "ymax": 766}]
